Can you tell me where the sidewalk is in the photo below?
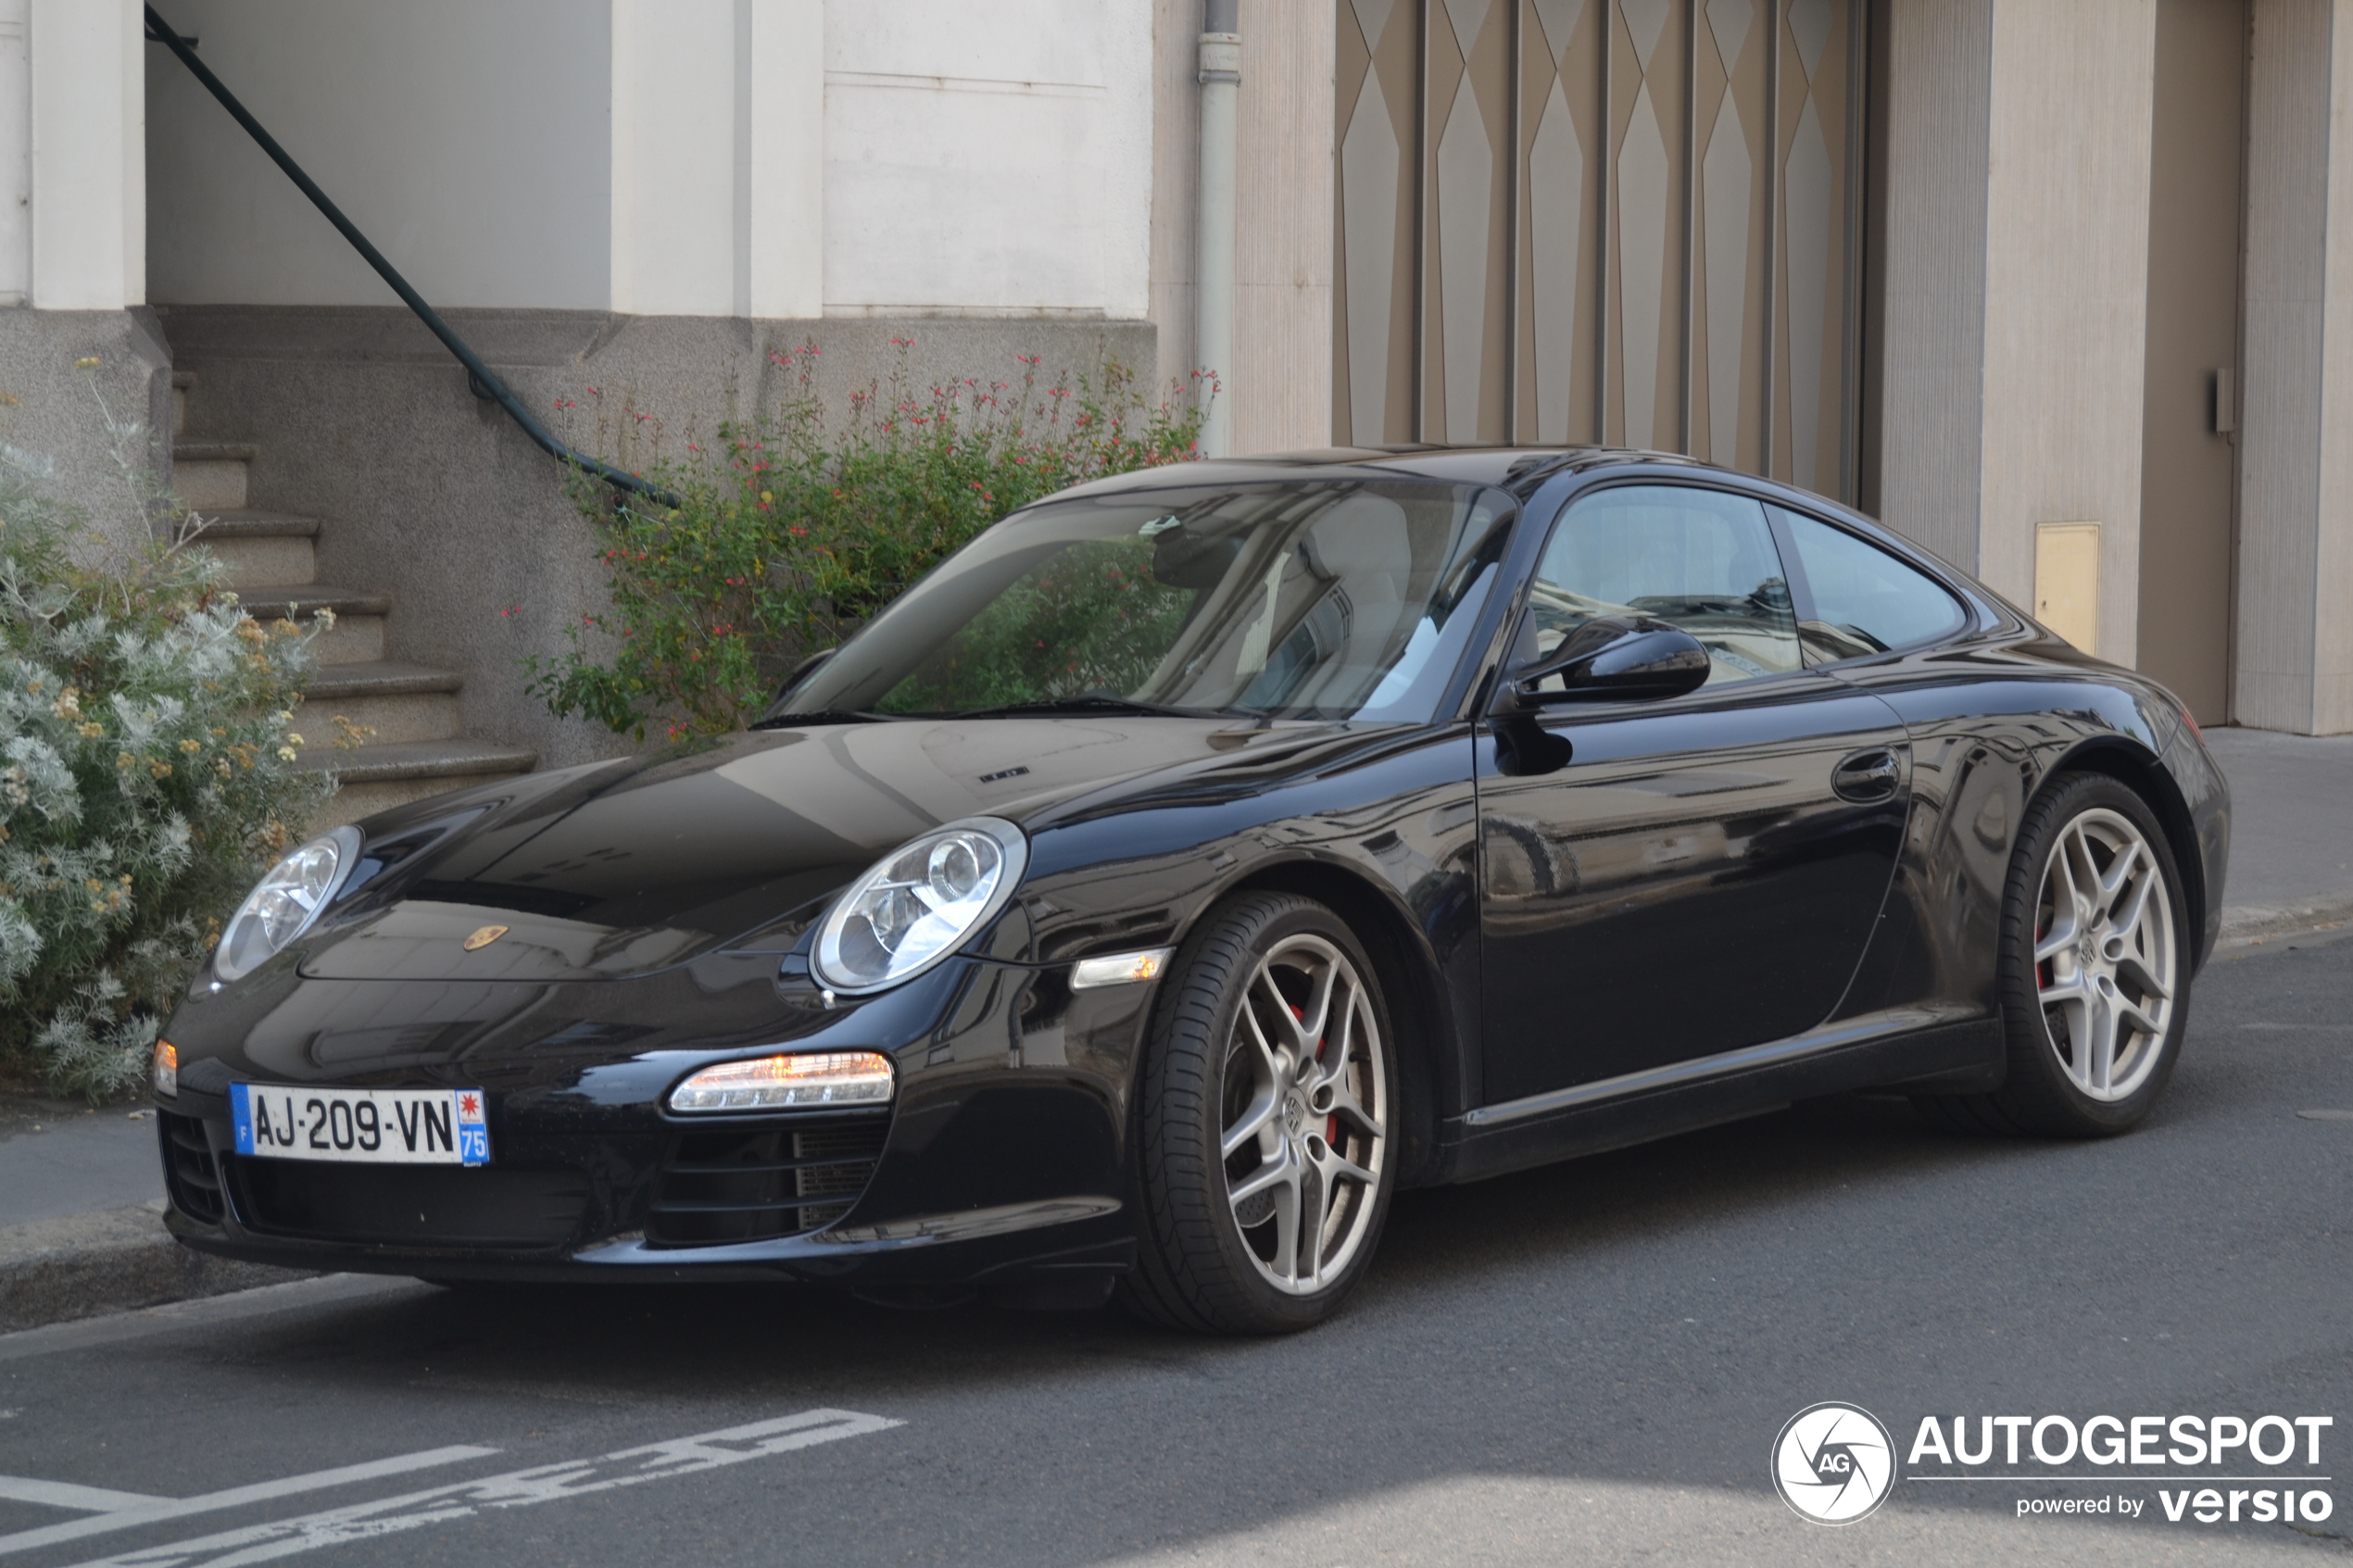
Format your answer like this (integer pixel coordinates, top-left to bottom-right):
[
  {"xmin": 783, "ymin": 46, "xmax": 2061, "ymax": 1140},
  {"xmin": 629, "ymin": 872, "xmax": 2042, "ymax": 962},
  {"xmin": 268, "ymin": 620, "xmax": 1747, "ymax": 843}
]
[
  {"xmin": 5, "ymin": 724, "xmax": 2350, "ymax": 1332},
  {"xmin": 0, "ymin": 1096, "xmax": 304, "ymax": 1332},
  {"xmin": 2200, "ymin": 727, "xmax": 2353, "ymax": 943}
]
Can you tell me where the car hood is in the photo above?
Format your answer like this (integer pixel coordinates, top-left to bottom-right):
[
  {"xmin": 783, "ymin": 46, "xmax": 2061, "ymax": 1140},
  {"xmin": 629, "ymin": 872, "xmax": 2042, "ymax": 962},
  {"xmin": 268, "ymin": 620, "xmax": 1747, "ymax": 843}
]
[{"xmin": 297, "ymin": 716, "xmax": 1311, "ymax": 984}]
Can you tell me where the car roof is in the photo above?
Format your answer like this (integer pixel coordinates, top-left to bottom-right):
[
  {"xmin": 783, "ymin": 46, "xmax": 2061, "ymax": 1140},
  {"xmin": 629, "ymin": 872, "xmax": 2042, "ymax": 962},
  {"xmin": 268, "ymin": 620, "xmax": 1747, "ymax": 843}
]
[{"xmin": 1071, "ymin": 445, "xmax": 1726, "ymax": 494}]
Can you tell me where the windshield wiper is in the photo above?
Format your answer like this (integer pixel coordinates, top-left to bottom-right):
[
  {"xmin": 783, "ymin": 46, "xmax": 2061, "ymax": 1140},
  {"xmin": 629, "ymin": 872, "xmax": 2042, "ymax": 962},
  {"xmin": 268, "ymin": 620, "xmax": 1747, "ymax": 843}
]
[
  {"xmin": 949, "ymin": 695, "xmax": 1217, "ymax": 721},
  {"xmin": 750, "ymin": 709, "xmax": 899, "ymax": 729}
]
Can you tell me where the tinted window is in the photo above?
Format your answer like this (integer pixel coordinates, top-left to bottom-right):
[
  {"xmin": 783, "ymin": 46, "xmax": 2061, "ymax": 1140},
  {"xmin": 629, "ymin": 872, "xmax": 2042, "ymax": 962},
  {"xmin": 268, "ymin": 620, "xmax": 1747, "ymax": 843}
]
[
  {"xmin": 1529, "ymin": 484, "xmax": 1800, "ymax": 685},
  {"xmin": 1776, "ymin": 508, "xmax": 1968, "ymax": 662}
]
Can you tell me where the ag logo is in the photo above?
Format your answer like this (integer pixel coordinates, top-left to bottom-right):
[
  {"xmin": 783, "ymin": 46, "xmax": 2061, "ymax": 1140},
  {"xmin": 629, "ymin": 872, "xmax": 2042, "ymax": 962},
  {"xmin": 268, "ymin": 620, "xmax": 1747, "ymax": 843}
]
[{"xmin": 1771, "ymin": 1402, "xmax": 1897, "ymax": 1524}]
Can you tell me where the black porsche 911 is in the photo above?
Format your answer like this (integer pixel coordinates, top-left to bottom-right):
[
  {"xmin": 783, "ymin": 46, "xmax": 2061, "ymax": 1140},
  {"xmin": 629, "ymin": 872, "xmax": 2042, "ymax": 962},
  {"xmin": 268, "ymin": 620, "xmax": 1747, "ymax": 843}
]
[{"xmin": 153, "ymin": 447, "xmax": 2230, "ymax": 1335}]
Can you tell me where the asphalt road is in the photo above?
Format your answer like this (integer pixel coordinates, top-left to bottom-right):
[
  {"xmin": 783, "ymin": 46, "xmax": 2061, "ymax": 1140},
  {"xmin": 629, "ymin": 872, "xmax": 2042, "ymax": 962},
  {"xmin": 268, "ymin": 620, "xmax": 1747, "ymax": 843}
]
[{"xmin": 1, "ymin": 936, "xmax": 2347, "ymax": 1568}]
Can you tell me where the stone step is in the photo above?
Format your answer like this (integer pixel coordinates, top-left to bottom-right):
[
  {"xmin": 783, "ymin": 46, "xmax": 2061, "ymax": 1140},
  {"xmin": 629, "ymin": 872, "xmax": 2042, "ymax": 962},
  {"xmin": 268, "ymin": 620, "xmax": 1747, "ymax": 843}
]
[
  {"xmin": 301, "ymin": 661, "xmax": 463, "ymax": 746},
  {"xmin": 302, "ymin": 738, "xmax": 539, "ymax": 830},
  {"xmin": 170, "ymin": 370, "xmax": 195, "ymax": 438},
  {"xmin": 188, "ymin": 509, "xmax": 320, "ymax": 589},
  {"xmin": 171, "ymin": 441, "xmax": 255, "ymax": 511},
  {"xmin": 231, "ymin": 585, "xmax": 388, "ymax": 666}
]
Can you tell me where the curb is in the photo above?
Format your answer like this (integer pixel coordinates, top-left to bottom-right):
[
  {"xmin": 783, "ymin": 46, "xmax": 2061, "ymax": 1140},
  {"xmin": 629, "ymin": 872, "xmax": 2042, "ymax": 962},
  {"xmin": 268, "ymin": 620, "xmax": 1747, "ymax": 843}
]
[
  {"xmin": 2213, "ymin": 892, "xmax": 2353, "ymax": 956},
  {"xmin": 0, "ymin": 1202, "xmax": 314, "ymax": 1335}
]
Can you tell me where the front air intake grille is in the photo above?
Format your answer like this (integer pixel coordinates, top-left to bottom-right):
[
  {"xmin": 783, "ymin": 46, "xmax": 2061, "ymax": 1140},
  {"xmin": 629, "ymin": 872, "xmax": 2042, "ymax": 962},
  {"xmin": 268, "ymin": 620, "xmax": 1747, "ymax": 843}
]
[
  {"xmin": 158, "ymin": 1112, "xmax": 224, "ymax": 1225},
  {"xmin": 647, "ymin": 1119, "xmax": 888, "ymax": 1248},
  {"xmin": 230, "ymin": 1160, "xmax": 589, "ymax": 1249}
]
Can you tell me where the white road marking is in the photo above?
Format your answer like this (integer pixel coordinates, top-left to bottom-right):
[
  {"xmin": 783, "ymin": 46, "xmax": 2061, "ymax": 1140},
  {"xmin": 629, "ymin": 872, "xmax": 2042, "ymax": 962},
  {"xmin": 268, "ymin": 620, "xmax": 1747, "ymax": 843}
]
[
  {"xmin": 0, "ymin": 1448, "xmax": 497, "ymax": 1559},
  {"xmin": 0, "ymin": 1480, "xmax": 170, "ymax": 1513},
  {"xmin": 61, "ymin": 1409, "xmax": 899, "ymax": 1568}
]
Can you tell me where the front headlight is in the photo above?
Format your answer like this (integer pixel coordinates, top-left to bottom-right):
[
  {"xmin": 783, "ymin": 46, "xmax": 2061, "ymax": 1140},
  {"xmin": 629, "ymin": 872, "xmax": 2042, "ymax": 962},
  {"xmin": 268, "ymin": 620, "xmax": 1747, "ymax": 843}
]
[
  {"xmin": 214, "ymin": 825, "xmax": 363, "ymax": 982},
  {"xmin": 812, "ymin": 817, "xmax": 1027, "ymax": 994}
]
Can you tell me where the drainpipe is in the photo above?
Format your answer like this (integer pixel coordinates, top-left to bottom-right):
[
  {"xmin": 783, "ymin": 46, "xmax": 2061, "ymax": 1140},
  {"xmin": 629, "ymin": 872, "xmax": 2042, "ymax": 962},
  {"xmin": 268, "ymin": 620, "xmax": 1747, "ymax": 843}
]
[{"xmin": 1196, "ymin": 0, "xmax": 1239, "ymax": 458}]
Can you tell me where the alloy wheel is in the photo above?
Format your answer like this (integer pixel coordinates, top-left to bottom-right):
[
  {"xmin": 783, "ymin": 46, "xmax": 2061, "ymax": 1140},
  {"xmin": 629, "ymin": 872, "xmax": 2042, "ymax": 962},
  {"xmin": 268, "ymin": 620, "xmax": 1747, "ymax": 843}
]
[
  {"xmin": 1218, "ymin": 934, "xmax": 1388, "ymax": 1294},
  {"xmin": 2032, "ymin": 807, "xmax": 2178, "ymax": 1102}
]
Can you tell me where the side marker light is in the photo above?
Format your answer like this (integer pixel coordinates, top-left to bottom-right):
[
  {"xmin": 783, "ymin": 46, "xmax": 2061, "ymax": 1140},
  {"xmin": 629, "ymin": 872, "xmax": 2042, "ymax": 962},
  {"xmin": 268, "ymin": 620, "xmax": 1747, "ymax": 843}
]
[
  {"xmin": 153, "ymin": 1039, "xmax": 178, "ymax": 1098},
  {"xmin": 1071, "ymin": 947, "xmax": 1178, "ymax": 990}
]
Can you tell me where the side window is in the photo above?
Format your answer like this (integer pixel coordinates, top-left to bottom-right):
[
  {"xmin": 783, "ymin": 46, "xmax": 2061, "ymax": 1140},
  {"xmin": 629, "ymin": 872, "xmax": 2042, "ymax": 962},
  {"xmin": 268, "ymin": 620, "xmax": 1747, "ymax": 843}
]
[
  {"xmin": 1775, "ymin": 508, "xmax": 1968, "ymax": 663},
  {"xmin": 1529, "ymin": 484, "xmax": 1800, "ymax": 685}
]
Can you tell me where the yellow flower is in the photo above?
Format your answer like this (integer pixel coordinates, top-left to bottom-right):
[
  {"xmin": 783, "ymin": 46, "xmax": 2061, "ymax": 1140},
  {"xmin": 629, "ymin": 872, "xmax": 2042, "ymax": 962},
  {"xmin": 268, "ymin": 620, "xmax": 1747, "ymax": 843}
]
[
  {"xmin": 214, "ymin": 758, "xmax": 231, "ymax": 777},
  {"xmin": 148, "ymin": 760, "xmax": 173, "ymax": 779},
  {"xmin": 74, "ymin": 356, "xmax": 100, "ymax": 370},
  {"xmin": 276, "ymin": 746, "xmax": 297, "ymax": 762},
  {"xmin": 285, "ymin": 734, "xmax": 303, "ymax": 747},
  {"xmin": 78, "ymin": 721, "xmax": 103, "ymax": 739},
  {"xmin": 116, "ymin": 751, "xmax": 134, "ymax": 770},
  {"xmin": 179, "ymin": 737, "xmax": 202, "ymax": 754}
]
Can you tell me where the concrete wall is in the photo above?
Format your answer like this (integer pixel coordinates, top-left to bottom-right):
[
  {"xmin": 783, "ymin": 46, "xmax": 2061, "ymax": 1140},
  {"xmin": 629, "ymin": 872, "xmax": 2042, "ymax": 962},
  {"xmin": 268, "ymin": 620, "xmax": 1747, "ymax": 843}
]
[
  {"xmin": 144, "ymin": 0, "xmax": 1153, "ymax": 328},
  {"xmin": 1875, "ymin": 0, "xmax": 2158, "ymax": 667},
  {"xmin": 161, "ymin": 307, "xmax": 1155, "ymax": 771},
  {"xmin": 146, "ymin": 0, "xmax": 612, "ymax": 309},
  {"xmin": 0, "ymin": 0, "xmax": 169, "ymax": 534},
  {"xmin": 823, "ymin": 0, "xmax": 1153, "ymax": 320},
  {"xmin": 611, "ymin": 0, "xmax": 824, "ymax": 319},
  {"xmin": 2237, "ymin": 0, "xmax": 2353, "ymax": 734}
]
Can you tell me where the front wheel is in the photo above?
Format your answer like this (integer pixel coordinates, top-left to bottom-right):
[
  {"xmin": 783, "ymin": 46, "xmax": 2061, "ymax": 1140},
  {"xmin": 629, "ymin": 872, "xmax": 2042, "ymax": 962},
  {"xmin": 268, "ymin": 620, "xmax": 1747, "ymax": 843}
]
[
  {"xmin": 1122, "ymin": 894, "xmax": 1397, "ymax": 1335},
  {"xmin": 1915, "ymin": 771, "xmax": 2192, "ymax": 1137}
]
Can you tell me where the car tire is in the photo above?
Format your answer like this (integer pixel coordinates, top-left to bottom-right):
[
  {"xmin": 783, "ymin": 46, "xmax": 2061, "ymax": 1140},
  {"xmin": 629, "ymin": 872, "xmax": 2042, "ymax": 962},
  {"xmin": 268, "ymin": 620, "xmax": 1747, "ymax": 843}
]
[
  {"xmin": 1914, "ymin": 771, "xmax": 2193, "ymax": 1137},
  {"xmin": 1122, "ymin": 893, "xmax": 1399, "ymax": 1335}
]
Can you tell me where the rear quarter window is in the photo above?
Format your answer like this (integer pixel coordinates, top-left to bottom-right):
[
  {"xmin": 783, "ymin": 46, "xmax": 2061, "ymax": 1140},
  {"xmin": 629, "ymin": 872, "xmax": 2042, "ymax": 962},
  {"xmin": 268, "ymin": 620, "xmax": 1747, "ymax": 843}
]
[{"xmin": 1775, "ymin": 508, "xmax": 1968, "ymax": 663}]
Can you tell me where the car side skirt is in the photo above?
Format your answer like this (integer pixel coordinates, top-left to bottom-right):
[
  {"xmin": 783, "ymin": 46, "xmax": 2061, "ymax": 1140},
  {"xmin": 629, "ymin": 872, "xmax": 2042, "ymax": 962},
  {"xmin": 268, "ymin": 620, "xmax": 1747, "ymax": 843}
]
[{"xmin": 1434, "ymin": 1010, "xmax": 2003, "ymax": 1185}]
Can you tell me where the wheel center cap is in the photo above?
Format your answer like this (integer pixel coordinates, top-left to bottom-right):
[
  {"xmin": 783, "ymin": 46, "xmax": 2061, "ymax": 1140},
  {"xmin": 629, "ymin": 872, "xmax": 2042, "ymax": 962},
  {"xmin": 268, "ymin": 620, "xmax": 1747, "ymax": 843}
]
[
  {"xmin": 2078, "ymin": 935, "xmax": 2099, "ymax": 969},
  {"xmin": 1283, "ymin": 1095, "xmax": 1307, "ymax": 1135}
]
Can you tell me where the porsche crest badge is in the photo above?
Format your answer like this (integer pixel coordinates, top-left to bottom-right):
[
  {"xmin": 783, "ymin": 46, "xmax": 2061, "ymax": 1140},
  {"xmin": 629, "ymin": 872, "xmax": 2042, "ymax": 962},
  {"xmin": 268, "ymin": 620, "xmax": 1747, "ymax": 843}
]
[{"xmin": 462, "ymin": 924, "xmax": 510, "ymax": 952}]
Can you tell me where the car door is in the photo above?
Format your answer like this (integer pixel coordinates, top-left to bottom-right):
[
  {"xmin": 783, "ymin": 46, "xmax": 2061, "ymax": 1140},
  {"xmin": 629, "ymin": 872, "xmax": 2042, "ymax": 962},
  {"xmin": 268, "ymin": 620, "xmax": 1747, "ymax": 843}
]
[{"xmin": 1475, "ymin": 482, "xmax": 1913, "ymax": 1108}]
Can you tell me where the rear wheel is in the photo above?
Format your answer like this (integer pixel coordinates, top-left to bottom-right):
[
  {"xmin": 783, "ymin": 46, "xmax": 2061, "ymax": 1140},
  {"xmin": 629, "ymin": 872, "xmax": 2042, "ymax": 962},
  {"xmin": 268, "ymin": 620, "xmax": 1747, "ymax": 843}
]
[
  {"xmin": 1914, "ymin": 772, "xmax": 2190, "ymax": 1136},
  {"xmin": 1123, "ymin": 894, "xmax": 1396, "ymax": 1335}
]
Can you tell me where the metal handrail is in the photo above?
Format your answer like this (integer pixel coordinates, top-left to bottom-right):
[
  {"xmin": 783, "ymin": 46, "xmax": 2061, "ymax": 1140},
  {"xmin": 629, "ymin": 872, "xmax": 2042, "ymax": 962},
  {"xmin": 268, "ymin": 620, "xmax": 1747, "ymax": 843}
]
[{"xmin": 142, "ymin": 6, "xmax": 680, "ymax": 509}]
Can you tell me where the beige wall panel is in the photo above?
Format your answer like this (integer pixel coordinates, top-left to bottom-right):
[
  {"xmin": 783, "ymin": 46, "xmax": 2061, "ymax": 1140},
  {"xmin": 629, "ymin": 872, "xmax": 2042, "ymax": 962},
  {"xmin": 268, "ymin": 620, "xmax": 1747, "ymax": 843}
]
[
  {"xmin": 2135, "ymin": 0, "xmax": 2246, "ymax": 725},
  {"xmin": 1695, "ymin": 0, "xmax": 1765, "ymax": 470},
  {"xmin": 1976, "ymin": 0, "xmax": 2158, "ymax": 669},
  {"xmin": 1151, "ymin": 0, "xmax": 1202, "ymax": 396},
  {"xmin": 2314, "ymin": 0, "xmax": 2353, "ymax": 728},
  {"xmin": 2236, "ymin": 0, "xmax": 2332, "ymax": 730},
  {"xmin": 1514, "ymin": 0, "xmax": 1611, "ymax": 445},
  {"xmin": 1874, "ymin": 0, "xmax": 1994, "ymax": 571},
  {"xmin": 1774, "ymin": 0, "xmax": 1851, "ymax": 495},
  {"xmin": 1232, "ymin": 0, "xmax": 1336, "ymax": 453}
]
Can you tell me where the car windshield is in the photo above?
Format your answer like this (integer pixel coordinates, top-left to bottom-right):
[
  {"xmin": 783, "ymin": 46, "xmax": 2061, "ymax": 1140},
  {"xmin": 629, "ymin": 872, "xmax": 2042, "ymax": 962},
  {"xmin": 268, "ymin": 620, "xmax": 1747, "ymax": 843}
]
[{"xmin": 765, "ymin": 479, "xmax": 1514, "ymax": 724}]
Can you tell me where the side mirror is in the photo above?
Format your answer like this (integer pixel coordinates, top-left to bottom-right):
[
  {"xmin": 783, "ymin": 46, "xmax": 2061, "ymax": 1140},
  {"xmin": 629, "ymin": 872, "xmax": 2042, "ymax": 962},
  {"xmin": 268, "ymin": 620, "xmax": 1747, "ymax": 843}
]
[{"xmin": 1494, "ymin": 615, "xmax": 1710, "ymax": 710}]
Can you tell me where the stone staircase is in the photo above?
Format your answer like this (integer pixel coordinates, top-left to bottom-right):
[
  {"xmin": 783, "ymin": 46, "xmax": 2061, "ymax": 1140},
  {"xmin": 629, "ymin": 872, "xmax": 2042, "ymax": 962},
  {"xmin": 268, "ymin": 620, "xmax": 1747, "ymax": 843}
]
[{"xmin": 170, "ymin": 373, "xmax": 536, "ymax": 829}]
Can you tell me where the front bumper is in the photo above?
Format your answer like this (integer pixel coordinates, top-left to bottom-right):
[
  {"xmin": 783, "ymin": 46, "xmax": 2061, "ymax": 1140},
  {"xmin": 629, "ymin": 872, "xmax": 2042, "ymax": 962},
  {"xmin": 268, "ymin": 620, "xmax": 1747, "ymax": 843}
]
[{"xmin": 151, "ymin": 950, "xmax": 1158, "ymax": 1287}]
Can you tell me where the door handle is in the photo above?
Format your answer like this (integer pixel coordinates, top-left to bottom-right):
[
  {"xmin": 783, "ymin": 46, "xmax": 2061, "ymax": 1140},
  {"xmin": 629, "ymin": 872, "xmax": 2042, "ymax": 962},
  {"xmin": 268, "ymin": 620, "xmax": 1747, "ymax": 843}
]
[{"xmin": 1831, "ymin": 747, "xmax": 1903, "ymax": 803}]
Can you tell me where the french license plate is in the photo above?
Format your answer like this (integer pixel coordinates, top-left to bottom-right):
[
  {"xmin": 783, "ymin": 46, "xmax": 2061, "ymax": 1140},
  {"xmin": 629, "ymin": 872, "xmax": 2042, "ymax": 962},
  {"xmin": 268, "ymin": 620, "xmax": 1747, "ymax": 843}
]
[{"xmin": 231, "ymin": 1084, "xmax": 490, "ymax": 1166}]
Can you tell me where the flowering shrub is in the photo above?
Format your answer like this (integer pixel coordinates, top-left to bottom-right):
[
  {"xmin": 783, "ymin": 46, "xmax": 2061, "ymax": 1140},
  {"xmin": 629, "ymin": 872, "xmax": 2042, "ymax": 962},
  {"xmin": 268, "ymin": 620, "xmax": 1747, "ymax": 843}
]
[
  {"xmin": 0, "ymin": 389, "xmax": 327, "ymax": 1098},
  {"xmin": 528, "ymin": 347, "xmax": 1209, "ymax": 740}
]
